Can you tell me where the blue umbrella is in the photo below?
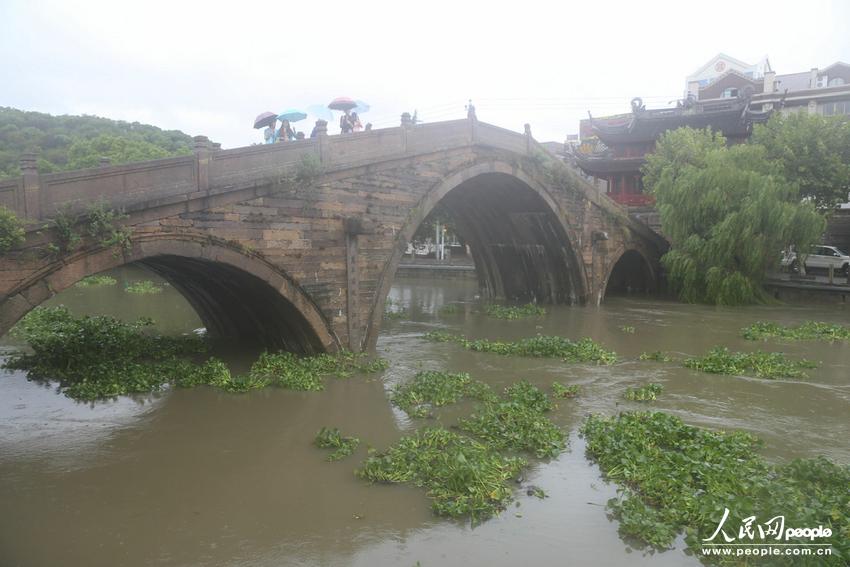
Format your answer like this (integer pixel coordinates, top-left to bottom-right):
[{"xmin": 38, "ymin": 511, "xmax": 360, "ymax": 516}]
[
  {"xmin": 306, "ymin": 104, "xmax": 334, "ymax": 122},
  {"xmin": 353, "ymin": 100, "xmax": 370, "ymax": 114},
  {"xmin": 277, "ymin": 109, "xmax": 308, "ymax": 122}
]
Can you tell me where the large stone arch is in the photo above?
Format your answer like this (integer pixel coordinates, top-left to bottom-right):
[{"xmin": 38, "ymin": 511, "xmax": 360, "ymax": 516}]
[
  {"xmin": 364, "ymin": 159, "xmax": 589, "ymax": 348},
  {"xmin": 0, "ymin": 232, "xmax": 338, "ymax": 354},
  {"xmin": 601, "ymin": 246, "xmax": 659, "ymax": 300}
]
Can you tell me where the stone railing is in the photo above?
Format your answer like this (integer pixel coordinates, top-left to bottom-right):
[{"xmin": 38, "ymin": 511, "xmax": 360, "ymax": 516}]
[{"xmin": 5, "ymin": 116, "xmax": 541, "ymax": 223}]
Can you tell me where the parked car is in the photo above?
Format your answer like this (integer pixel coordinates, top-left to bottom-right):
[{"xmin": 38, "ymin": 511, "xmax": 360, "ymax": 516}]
[{"xmin": 781, "ymin": 245, "xmax": 850, "ymax": 276}]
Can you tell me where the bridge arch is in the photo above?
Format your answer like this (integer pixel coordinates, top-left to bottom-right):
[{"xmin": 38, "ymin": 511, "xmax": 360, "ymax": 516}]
[
  {"xmin": 365, "ymin": 159, "xmax": 588, "ymax": 348},
  {"xmin": 601, "ymin": 247, "xmax": 658, "ymax": 299},
  {"xmin": 0, "ymin": 233, "xmax": 338, "ymax": 354}
]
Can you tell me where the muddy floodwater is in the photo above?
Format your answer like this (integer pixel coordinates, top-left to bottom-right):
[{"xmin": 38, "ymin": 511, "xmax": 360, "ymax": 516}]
[{"xmin": 1, "ymin": 267, "xmax": 849, "ymax": 566}]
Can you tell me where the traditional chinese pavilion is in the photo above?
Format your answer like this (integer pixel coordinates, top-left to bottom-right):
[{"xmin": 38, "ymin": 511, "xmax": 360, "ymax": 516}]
[{"xmin": 576, "ymin": 97, "xmax": 770, "ymax": 207}]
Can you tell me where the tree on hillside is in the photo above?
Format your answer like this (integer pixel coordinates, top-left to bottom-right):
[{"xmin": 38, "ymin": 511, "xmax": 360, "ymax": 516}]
[
  {"xmin": 752, "ymin": 112, "xmax": 850, "ymax": 210},
  {"xmin": 0, "ymin": 107, "xmax": 193, "ymax": 178},
  {"xmin": 66, "ymin": 134, "xmax": 173, "ymax": 170},
  {"xmin": 643, "ymin": 127, "xmax": 824, "ymax": 305}
]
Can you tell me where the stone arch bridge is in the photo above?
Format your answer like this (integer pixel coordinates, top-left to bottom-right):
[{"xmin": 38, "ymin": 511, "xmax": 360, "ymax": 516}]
[{"xmin": 0, "ymin": 119, "xmax": 666, "ymax": 353}]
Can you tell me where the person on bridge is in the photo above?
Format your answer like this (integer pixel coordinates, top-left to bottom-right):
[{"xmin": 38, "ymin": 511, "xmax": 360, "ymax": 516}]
[
  {"xmin": 351, "ymin": 111, "xmax": 363, "ymax": 133},
  {"xmin": 278, "ymin": 120, "xmax": 296, "ymax": 142},
  {"xmin": 339, "ymin": 111, "xmax": 354, "ymax": 134},
  {"xmin": 263, "ymin": 119, "xmax": 278, "ymax": 144}
]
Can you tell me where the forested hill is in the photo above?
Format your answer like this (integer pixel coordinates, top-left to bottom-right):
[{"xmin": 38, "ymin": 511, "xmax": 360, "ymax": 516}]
[{"xmin": 0, "ymin": 107, "xmax": 195, "ymax": 179}]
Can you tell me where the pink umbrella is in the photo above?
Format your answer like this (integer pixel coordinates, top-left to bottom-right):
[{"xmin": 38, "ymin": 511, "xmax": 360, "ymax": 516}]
[
  {"xmin": 253, "ymin": 111, "xmax": 277, "ymax": 129},
  {"xmin": 328, "ymin": 97, "xmax": 358, "ymax": 111}
]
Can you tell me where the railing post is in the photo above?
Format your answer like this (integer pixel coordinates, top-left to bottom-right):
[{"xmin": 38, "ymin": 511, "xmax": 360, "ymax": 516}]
[
  {"xmin": 466, "ymin": 99, "xmax": 478, "ymax": 144},
  {"xmin": 468, "ymin": 111, "xmax": 478, "ymax": 144},
  {"xmin": 193, "ymin": 135, "xmax": 212, "ymax": 192},
  {"xmin": 524, "ymin": 123, "xmax": 532, "ymax": 155},
  {"xmin": 400, "ymin": 113, "xmax": 413, "ymax": 153},
  {"xmin": 19, "ymin": 153, "xmax": 41, "ymax": 219},
  {"xmin": 314, "ymin": 119, "xmax": 328, "ymax": 164}
]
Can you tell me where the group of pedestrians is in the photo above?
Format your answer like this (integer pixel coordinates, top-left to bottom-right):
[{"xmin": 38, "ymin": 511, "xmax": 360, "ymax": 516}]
[
  {"xmin": 263, "ymin": 111, "xmax": 373, "ymax": 144},
  {"xmin": 263, "ymin": 119, "xmax": 306, "ymax": 144},
  {"xmin": 339, "ymin": 110, "xmax": 364, "ymax": 134},
  {"xmin": 259, "ymin": 99, "xmax": 478, "ymax": 144}
]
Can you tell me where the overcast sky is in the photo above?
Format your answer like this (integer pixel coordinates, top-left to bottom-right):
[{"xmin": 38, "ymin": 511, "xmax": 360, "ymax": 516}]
[{"xmin": 2, "ymin": 0, "xmax": 849, "ymax": 148}]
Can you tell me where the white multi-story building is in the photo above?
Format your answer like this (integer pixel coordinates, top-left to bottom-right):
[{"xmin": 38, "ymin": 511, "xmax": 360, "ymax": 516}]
[{"xmin": 686, "ymin": 53, "xmax": 850, "ymax": 116}]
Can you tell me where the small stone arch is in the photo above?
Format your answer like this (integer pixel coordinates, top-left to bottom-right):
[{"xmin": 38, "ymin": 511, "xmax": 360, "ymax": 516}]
[
  {"xmin": 0, "ymin": 232, "xmax": 338, "ymax": 354},
  {"xmin": 602, "ymin": 247, "xmax": 658, "ymax": 299},
  {"xmin": 364, "ymin": 159, "xmax": 589, "ymax": 349}
]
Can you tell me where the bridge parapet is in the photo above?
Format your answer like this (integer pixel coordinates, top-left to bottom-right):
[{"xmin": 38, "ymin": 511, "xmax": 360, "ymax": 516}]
[
  {"xmin": 5, "ymin": 118, "xmax": 547, "ymax": 224},
  {"xmin": 0, "ymin": 178, "xmax": 21, "ymax": 212}
]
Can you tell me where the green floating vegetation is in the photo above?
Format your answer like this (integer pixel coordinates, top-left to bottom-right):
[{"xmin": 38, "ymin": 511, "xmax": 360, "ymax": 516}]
[
  {"xmin": 623, "ymin": 383, "xmax": 663, "ymax": 402},
  {"xmin": 250, "ymin": 351, "xmax": 362, "ymax": 390},
  {"xmin": 638, "ymin": 351, "xmax": 672, "ymax": 362},
  {"xmin": 527, "ymin": 486, "xmax": 547, "ymax": 499},
  {"xmin": 684, "ymin": 346, "xmax": 816, "ymax": 379},
  {"xmin": 619, "ymin": 325, "xmax": 635, "ymax": 334},
  {"xmin": 437, "ymin": 304, "xmax": 460, "ymax": 316},
  {"xmin": 384, "ymin": 298, "xmax": 409, "ymax": 320},
  {"xmin": 552, "ymin": 382, "xmax": 580, "ymax": 398},
  {"xmin": 356, "ymin": 427, "xmax": 526, "ymax": 521},
  {"xmin": 176, "ymin": 351, "xmax": 387, "ymax": 393},
  {"xmin": 582, "ymin": 412, "xmax": 849, "ymax": 563},
  {"xmin": 742, "ymin": 320, "xmax": 850, "ymax": 342},
  {"xmin": 503, "ymin": 380, "xmax": 553, "ymax": 412},
  {"xmin": 360, "ymin": 380, "xmax": 565, "ymax": 519},
  {"xmin": 5, "ymin": 306, "xmax": 388, "ymax": 400},
  {"xmin": 75, "ymin": 275, "xmax": 118, "ymax": 288},
  {"xmin": 459, "ymin": 381, "xmax": 566, "ymax": 459},
  {"xmin": 314, "ymin": 427, "xmax": 360, "ymax": 461},
  {"xmin": 390, "ymin": 370, "xmax": 495, "ymax": 418},
  {"xmin": 5, "ymin": 306, "xmax": 204, "ymax": 400},
  {"xmin": 422, "ymin": 330, "xmax": 459, "ymax": 343},
  {"xmin": 423, "ymin": 331, "xmax": 617, "ymax": 365},
  {"xmin": 125, "ymin": 280, "xmax": 164, "ymax": 294},
  {"xmin": 484, "ymin": 303, "xmax": 545, "ymax": 320}
]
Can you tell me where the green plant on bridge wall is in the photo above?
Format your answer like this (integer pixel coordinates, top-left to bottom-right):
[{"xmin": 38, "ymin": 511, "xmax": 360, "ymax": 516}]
[
  {"xmin": 276, "ymin": 154, "xmax": 324, "ymax": 202},
  {"xmin": 294, "ymin": 153, "xmax": 323, "ymax": 188},
  {"xmin": 43, "ymin": 199, "xmax": 131, "ymax": 257},
  {"xmin": 86, "ymin": 198, "xmax": 131, "ymax": 253},
  {"xmin": 45, "ymin": 205, "xmax": 81, "ymax": 255},
  {"xmin": 524, "ymin": 150, "xmax": 585, "ymax": 196},
  {"xmin": 0, "ymin": 205, "xmax": 26, "ymax": 255}
]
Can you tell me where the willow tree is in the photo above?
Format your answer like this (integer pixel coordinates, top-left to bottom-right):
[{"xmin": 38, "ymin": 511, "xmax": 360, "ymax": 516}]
[{"xmin": 643, "ymin": 127, "xmax": 824, "ymax": 305}]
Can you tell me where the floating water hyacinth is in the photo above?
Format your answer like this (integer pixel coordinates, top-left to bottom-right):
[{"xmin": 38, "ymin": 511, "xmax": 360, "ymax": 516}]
[
  {"xmin": 684, "ymin": 346, "xmax": 816, "ymax": 379},
  {"xmin": 581, "ymin": 411, "xmax": 849, "ymax": 561},
  {"xmin": 423, "ymin": 332, "xmax": 617, "ymax": 364},
  {"xmin": 484, "ymin": 303, "xmax": 545, "ymax": 320},
  {"xmin": 742, "ymin": 320, "xmax": 850, "ymax": 342}
]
